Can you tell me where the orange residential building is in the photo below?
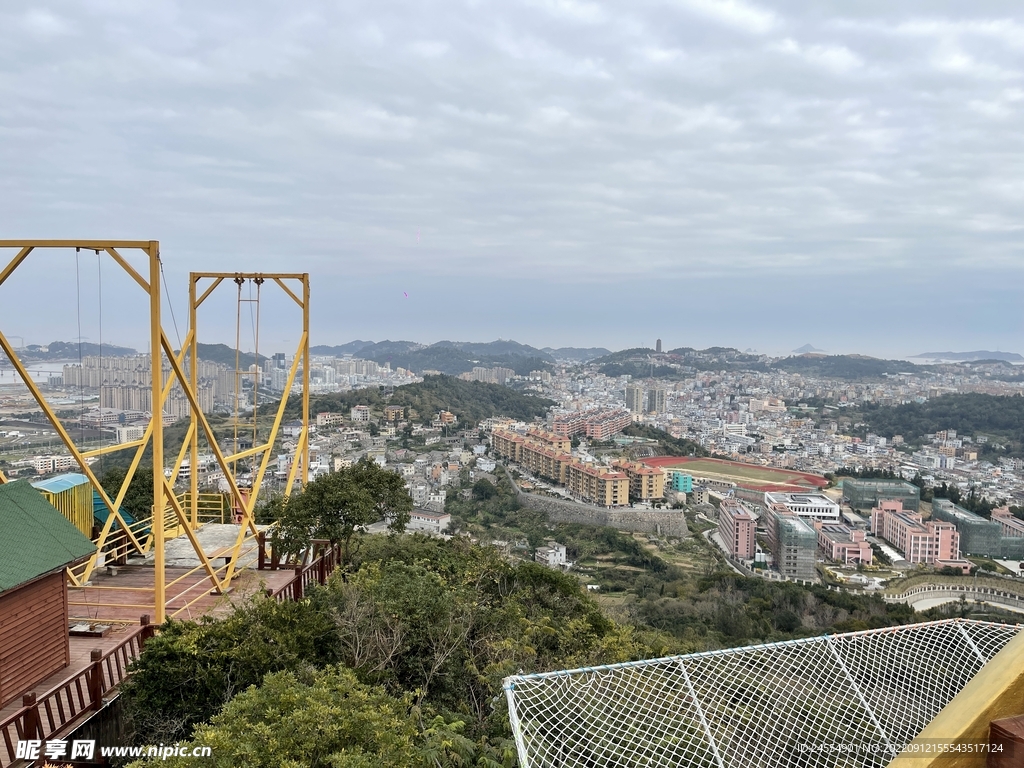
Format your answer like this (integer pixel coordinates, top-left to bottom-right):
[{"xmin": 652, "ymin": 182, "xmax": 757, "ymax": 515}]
[
  {"xmin": 566, "ymin": 462, "xmax": 629, "ymax": 507},
  {"xmin": 612, "ymin": 460, "xmax": 666, "ymax": 501}
]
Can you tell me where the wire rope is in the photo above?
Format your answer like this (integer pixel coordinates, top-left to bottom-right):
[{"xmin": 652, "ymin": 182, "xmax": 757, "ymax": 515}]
[
  {"xmin": 96, "ymin": 250, "xmax": 103, "ymax": 478},
  {"xmin": 75, "ymin": 249, "xmax": 85, "ymax": 447}
]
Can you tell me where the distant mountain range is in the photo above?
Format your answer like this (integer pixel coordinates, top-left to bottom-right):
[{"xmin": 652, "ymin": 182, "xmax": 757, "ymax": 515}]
[
  {"xmin": 911, "ymin": 351, "xmax": 1024, "ymax": 363},
  {"xmin": 0, "ymin": 340, "xmax": 139, "ymax": 361},
  {"xmin": 541, "ymin": 346, "xmax": 612, "ymax": 362},
  {"xmin": 792, "ymin": 344, "xmax": 825, "ymax": 354},
  {"xmin": 308, "ymin": 339, "xmax": 610, "ymax": 374}
]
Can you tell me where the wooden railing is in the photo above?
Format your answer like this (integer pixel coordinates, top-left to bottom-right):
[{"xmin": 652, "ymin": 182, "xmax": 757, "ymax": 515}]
[
  {"xmin": 2, "ymin": 540, "xmax": 344, "ymax": 766},
  {"xmin": 262, "ymin": 539, "xmax": 342, "ymax": 602},
  {"xmin": 0, "ymin": 617, "xmax": 156, "ymax": 767}
]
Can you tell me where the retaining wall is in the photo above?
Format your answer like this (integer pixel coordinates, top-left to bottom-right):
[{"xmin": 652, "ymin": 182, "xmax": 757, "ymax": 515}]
[{"xmin": 504, "ymin": 467, "xmax": 689, "ymax": 537}]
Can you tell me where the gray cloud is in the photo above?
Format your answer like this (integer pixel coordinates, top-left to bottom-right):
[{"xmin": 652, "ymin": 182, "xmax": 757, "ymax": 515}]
[{"xmin": 0, "ymin": 1, "xmax": 1022, "ymax": 353}]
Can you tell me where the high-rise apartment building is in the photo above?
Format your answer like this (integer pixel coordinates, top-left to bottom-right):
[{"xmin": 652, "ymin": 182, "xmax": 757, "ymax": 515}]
[
  {"xmin": 647, "ymin": 387, "xmax": 666, "ymax": 414},
  {"xmin": 624, "ymin": 385, "xmax": 644, "ymax": 413}
]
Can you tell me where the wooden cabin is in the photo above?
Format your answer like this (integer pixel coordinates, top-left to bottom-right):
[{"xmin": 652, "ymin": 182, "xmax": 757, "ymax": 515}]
[{"xmin": 0, "ymin": 481, "xmax": 96, "ymax": 707}]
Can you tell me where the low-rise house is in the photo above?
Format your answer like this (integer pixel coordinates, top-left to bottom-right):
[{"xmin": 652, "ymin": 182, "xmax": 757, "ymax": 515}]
[{"xmin": 0, "ymin": 482, "xmax": 97, "ymax": 706}]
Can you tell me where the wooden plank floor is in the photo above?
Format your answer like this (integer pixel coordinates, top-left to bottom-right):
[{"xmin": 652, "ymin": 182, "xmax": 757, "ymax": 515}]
[
  {"xmin": 1, "ymin": 566, "xmax": 295, "ymax": 728},
  {"xmin": 68, "ymin": 564, "xmax": 296, "ymax": 623}
]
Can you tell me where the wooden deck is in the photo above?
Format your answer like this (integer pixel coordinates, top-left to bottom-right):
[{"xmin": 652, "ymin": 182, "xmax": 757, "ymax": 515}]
[
  {"xmin": 68, "ymin": 563, "xmax": 296, "ymax": 624},
  {"xmin": 0, "ymin": 536, "xmax": 337, "ymax": 768}
]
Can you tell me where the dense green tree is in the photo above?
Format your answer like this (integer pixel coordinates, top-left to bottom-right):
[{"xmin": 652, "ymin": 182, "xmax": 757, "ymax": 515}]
[
  {"xmin": 273, "ymin": 459, "xmax": 412, "ymax": 561},
  {"xmin": 472, "ymin": 478, "xmax": 497, "ymax": 500},
  {"xmin": 128, "ymin": 667, "xmax": 485, "ymax": 768},
  {"xmin": 120, "ymin": 598, "xmax": 339, "ymax": 745},
  {"xmin": 99, "ymin": 465, "xmax": 155, "ymax": 521}
]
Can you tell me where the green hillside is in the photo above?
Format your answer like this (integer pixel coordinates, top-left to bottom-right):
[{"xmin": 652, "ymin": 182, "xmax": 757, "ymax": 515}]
[
  {"xmin": 271, "ymin": 374, "xmax": 554, "ymax": 427},
  {"xmin": 856, "ymin": 393, "xmax": 1024, "ymax": 455},
  {"xmin": 771, "ymin": 354, "xmax": 914, "ymax": 379}
]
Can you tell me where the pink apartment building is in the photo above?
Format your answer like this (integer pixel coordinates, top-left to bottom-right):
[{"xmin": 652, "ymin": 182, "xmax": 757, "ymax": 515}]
[
  {"xmin": 991, "ymin": 507, "xmax": 1024, "ymax": 538},
  {"xmin": 870, "ymin": 500, "xmax": 967, "ymax": 571},
  {"xmin": 815, "ymin": 523, "xmax": 873, "ymax": 565},
  {"xmin": 719, "ymin": 498, "xmax": 756, "ymax": 559}
]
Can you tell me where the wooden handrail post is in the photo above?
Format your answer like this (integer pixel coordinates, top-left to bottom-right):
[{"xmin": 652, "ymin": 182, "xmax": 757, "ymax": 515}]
[
  {"xmin": 293, "ymin": 567, "xmax": 303, "ymax": 600},
  {"xmin": 88, "ymin": 649, "xmax": 104, "ymax": 710},
  {"xmin": 140, "ymin": 614, "xmax": 154, "ymax": 644},
  {"xmin": 257, "ymin": 531, "xmax": 266, "ymax": 570},
  {"xmin": 21, "ymin": 693, "xmax": 42, "ymax": 740}
]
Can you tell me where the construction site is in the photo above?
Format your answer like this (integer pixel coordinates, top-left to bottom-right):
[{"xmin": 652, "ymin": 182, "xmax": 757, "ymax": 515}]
[{"xmin": 0, "ymin": 241, "xmax": 334, "ymax": 766}]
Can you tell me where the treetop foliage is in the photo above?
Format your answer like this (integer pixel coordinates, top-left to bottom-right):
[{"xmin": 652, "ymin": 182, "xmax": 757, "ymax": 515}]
[{"xmin": 270, "ymin": 459, "xmax": 412, "ymax": 560}]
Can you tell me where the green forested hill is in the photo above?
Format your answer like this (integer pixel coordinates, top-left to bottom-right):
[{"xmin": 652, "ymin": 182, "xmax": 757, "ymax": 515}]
[
  {"xmin": 857, "ymin": 393, "xmax": 1024, "ymax": 453},
  {"xmin": 771, "ymin": 354, "xmax": 914, "ymax": 379},
  {"xmin": 271, "ymin": 374, "xmax": 554, "ymax": 427}
]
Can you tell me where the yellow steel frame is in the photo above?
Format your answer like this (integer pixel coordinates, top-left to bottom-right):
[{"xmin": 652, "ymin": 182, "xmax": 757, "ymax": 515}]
[
  {"xmin": 0, "ymin": 244, "xmax": 311, "ymax": 624},
  {"xmin": 0, "ymin": 241, "xmax": 170, "ymax": 618},
  {"xmin": 187, "ymin": 274, "xmax": 310, "ymax": 575}
]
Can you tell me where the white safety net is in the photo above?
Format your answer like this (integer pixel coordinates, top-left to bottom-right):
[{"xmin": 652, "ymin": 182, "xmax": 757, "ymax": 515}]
[{"xmin": 504, "ymin": 619, "xmax": 1021, "ymax": 768}]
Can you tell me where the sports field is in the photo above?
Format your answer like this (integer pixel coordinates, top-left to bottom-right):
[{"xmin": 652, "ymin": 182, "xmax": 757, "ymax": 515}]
[{"xmin": 643, "ymin": 456, "xmax": 827, "ymax": 492}]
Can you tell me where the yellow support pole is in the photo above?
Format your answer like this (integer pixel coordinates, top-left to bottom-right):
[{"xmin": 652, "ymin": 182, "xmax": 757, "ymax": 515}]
[
  {"xmin": 302, "ymin": 274, "xmax": 310, "ymax": 487},
  {"xmin": 189, "ymin": 275, "xmax": 199, "ymax": 529},
  {"xmin": 159, "ymin": 332, "xmax": 250, "ymax": 537},
  {"xmin": 150, "ymin": 241, "xmax": 165, "ymax": 624},
  {"xmin": 170, "ymin": 422, "xmax": 196, "ymax": 486},
  {"xmin": 247, "ymin": 335, "xmax": 305, "ymax": 511},
  {"xmin": 0, "ymin": 328, "xmax": 146, "ymax": 557}
]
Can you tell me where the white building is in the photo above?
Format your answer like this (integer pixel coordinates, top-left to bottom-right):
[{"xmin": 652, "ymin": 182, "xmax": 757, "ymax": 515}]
[
  {"xmin": 407, "ymin": 510, "xmax": 451, "ymax": 535},
  {"xmin": 535, "ymin": 540, "xmax": 568, "ymax": 569},
  {"xmin": 764, "ymin": 491, "xmax": 841, "ymax": 523},
  {"xmin": 351, "ymin": 405, "xmax": 371, "ymax": 423},
  {"xmin": 116, "ymin": 425, "xmax": 145, "ymax": 444}
]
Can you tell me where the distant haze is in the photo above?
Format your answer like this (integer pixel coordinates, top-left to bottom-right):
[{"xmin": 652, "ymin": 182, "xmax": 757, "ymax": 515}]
[{"xmin": 1, "ymin": 2, "xmax": 1021, "ymax": 356}]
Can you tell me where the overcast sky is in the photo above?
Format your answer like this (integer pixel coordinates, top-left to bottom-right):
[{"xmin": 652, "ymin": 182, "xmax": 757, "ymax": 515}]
[{"xmin": 1, "ymin": 1, "xmax": 1022, "ymax": 358}]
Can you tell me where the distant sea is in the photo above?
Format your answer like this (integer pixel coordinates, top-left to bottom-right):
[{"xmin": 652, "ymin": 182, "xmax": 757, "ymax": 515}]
[{"xmin": 0, "ymin": 361, "xmax": 69, "ymax": 387}]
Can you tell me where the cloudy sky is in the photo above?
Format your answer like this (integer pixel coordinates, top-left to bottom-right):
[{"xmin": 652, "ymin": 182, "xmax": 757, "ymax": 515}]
[{"xmin": 1, "ymin": 0, "xmax": 1022, "ymax": 358}]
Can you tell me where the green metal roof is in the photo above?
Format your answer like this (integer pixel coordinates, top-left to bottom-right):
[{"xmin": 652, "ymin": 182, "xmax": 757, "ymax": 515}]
[{"xmin": 0, "ymin": 481, "xmax": 97, "ymax": 593}]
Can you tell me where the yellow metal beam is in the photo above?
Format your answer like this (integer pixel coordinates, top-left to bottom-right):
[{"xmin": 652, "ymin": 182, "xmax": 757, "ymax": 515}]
[
  {"xmin": 189, "ymin": 276, "xmax": 200, "ymax": 529},
  {"xmin": 0, "ymin": 240, "xmax": 154, "ymax": 248},
  {"xmin": 0, "ymin": 468, "xmax": 7, "ymax": 484},
  {"xmin": 105, "ymin": 247, "xmax": 150, "ymax": 292},
  {"xmin": 0, "ymin": 328, "xmax": 146, "ymax": 561},
  {"xmin": 191, "ymin": 272, "xmax": 307, "ymax": 279},
  {"xmin": 159, "ymin": 332, "xmax": 251, "ymax": 535},
  {"xmin": 285, "ymin": 426, "xmax": 307, "ymax": 495},
  {"xmin": 301, "ymin": 274, "xmax": 310, "ymax": 487},
  {"xmin": 170, "ymin": 422, "xmax": 196, "ymax": 486},
  {"xmin": 162, "ymin": 478, "xmax": 225, "ymax": 593},
  {"xmin": 79, "ymin": 329, "xmax": 192, "ymax": 585},
  {"xmin": 149, "ymin": 241, "xmax": 165, "ymax": 623},
  {"xmin": 273, "ymin": 277, "xmax": 303, "ymax": 307},
  {"xmin": 194, "ymin": 276, "xmax": 224, "ymax": 309},
  {"xmin": 246, "ymin": 332, "xmax": 306, "ymax": 512},
  {"xmin": 0, "ymin": 246, "xmax": 34, "ymax": 287},
  {"xmin": 82, "ymin": 439, "xmax": 146, "ymax": 459},
  {"xmin": 224, "ymin": 441, "xmax": 274, "ymax": 464}
]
